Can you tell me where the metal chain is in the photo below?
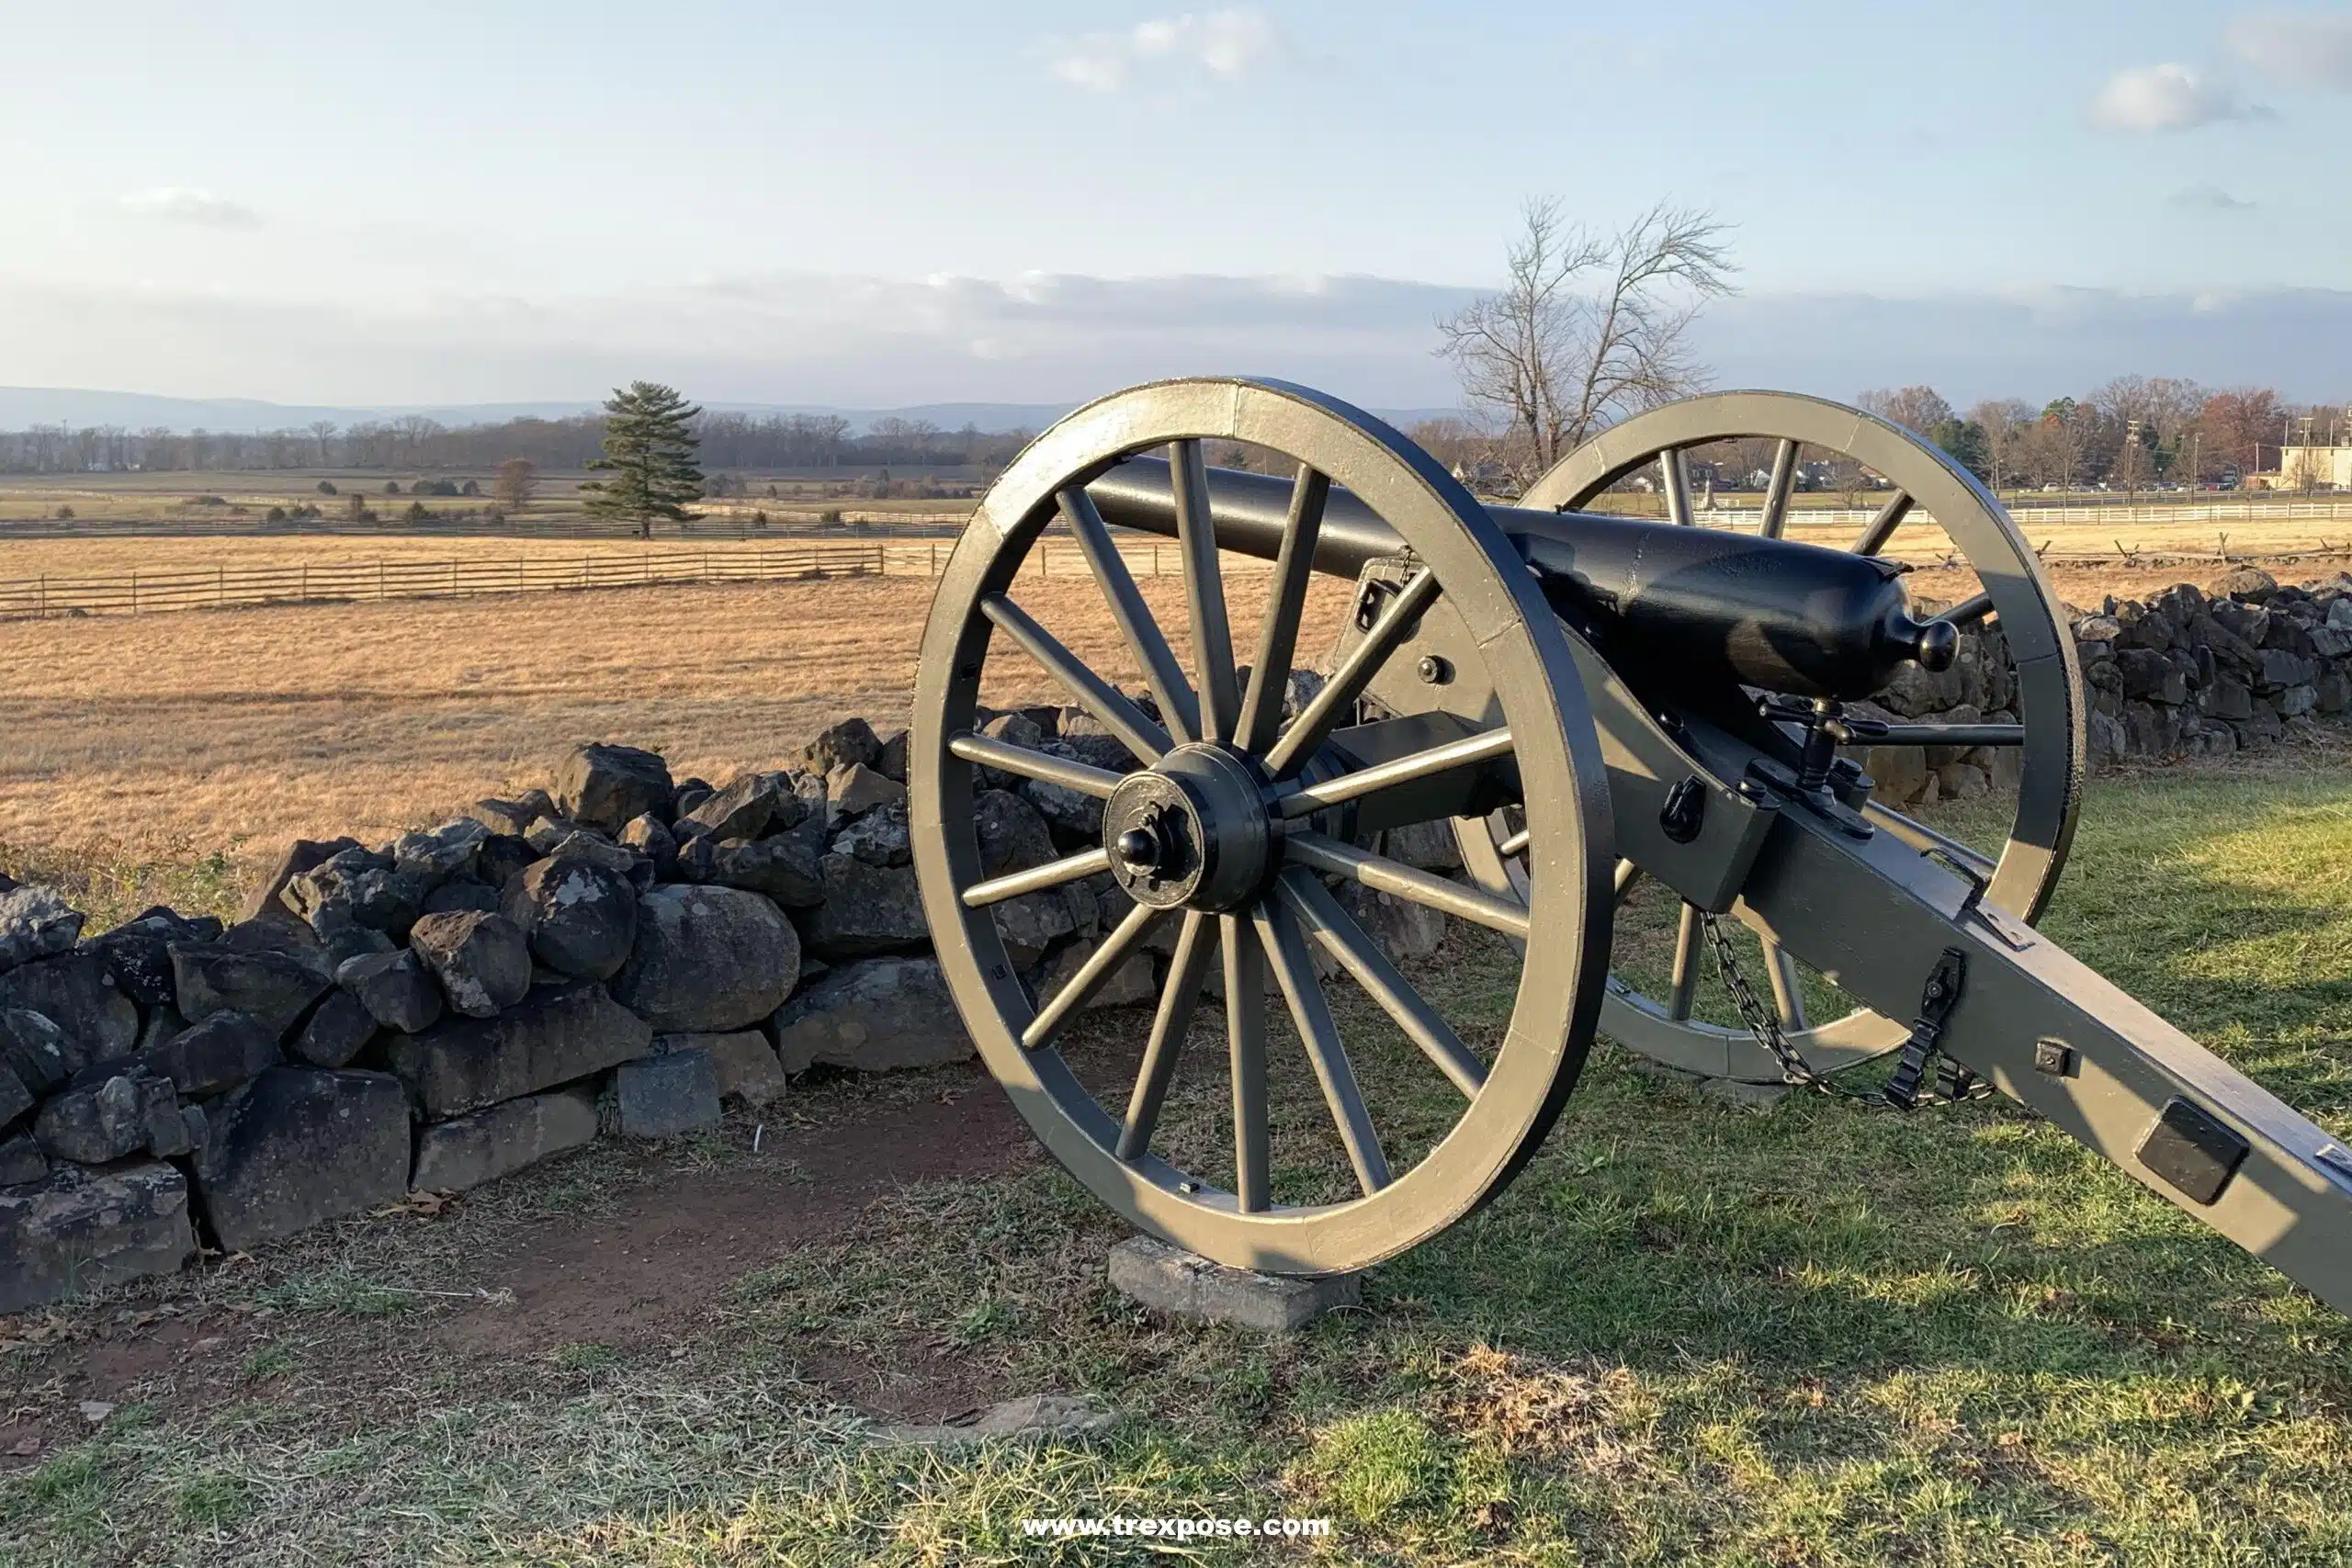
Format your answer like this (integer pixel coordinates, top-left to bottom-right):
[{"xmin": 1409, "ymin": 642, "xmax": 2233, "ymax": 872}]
[{"xmin": 1697, "ymin": 911, "xmax": 1984, "ymax": 1108}]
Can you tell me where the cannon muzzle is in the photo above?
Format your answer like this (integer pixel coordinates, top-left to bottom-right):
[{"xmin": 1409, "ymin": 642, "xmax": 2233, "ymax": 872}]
[{"xmin": 1086, "ymin": 456, "xmax": 1953, "ymax": 700}]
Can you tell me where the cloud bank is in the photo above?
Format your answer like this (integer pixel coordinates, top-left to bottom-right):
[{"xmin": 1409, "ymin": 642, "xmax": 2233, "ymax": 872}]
[
  {"xmin": 1046, "ymin": 9, "xmax": 1287, "ymax": 93},
  {"xmin": 2, "ymin": 272, "xmax": 2346, "ymax": 413},
  {"xmin": 2090, "ymin": 63, "xmax": 2262, "ymax": 130},
  {"xmin": 119, "ymin": 187, "xmax": 261, "ymax": 229},
  {"xmin": 2227, "ymin": 9, "xmax": 2352, "ymax": 90}
]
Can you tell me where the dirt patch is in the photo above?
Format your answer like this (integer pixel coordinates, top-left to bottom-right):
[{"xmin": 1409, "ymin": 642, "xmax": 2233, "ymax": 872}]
[{"xmin": 1, "ymin": 1064, "xmax": 1048, "ymax": 1467}]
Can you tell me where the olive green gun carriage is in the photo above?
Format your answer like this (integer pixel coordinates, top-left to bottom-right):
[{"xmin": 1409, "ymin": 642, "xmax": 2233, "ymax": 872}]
[{"xmin": 909, "ymin": 376, "xmax": 2352, "ymax": 1311}]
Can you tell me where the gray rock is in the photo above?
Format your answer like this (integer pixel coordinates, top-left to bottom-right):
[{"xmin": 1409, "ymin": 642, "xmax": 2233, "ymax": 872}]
[
  {"xmin": 134, "ymin": 1002, "xmax": 188, "ymax": 1055},
  {"xmin": 827, "ymin": 761, "xmax": 905, "ymax": 817},
  {"xmin": 980, "ymin": 710, "xmax": 1046, "ymax": 750},
  {"xmin": 170, "ymin": 942, "xmax": 331, "ymax": 1039},
  {"xmin": 420, "ymin": 880, "xmax": 502, "ymax": 917},
  {"xmin": 525, "ymin": 817, "xmax": 573, "ymax": 854},
  {"xmin": 502, "ymin": 858, "xmax": 638, "ymax": 981},
  {"xmin": 1021, "ymin": 774, "xmax": 1103, "ymax": 847},
  {"xmin": 1106, "ymin": 1235, "xmax": 1358, "ymax": 1333},
  {"xmin": 465, "ymin": 795, "xmax": 544, "ymax": 837},
  {"xmin": 410, "ymin": 910, "xmax": 532, "ymax": 1019},
  {"xmin": 477, "ymin": 833, "xmax": 540, "ymax": 890},
  {"xmin": 0, "ymin": 1059, "xmax": 30, "ymax": 1131},
  {"xmin": 831, "ymin": 798, "xmax": 912, "ymax": 867},
  {"xmin": 35, "ymin": 1069, "xmax": 179, "ymax": 1164},
  {"xmin": 613, "ymin": 885, "xmax": 801, "ymax": 1031},
  {"xmin": 672, "ymin": 779, "xmax": 713, "ymax": 818},
  {"xmin": 141, "ymin": 1010, "xmax": 283, "ymax": 1098},
  {"xmin": 0, "ymin": 951, "xmax": 140, "ymax": 1060},
  {"xmin": 409, "ymin": 1087, "xmax": 599, "ymax": 1194},
  {"xmin": 675, "ymin": 772, "xmax": 784, "ymax": 841},
  {"xmin": 1383, "ymin": 818, "xmax": 1465, "ymax": 873},
  {"xmin": 1935, "ymin": 761, "xmax": 1992, "ymax": 802},
  {"xmin": 976, "ymin": 789, "xmax": 1055, "ymax": 876},
  {"xmin": 993, "ymin": 889, "xmax": 1083, "ymax": 969},
  {"xmin": 0, "ymin": 886, "xmax": 84, "ymax": 973},
  {"xmin": 2200, "ymin": 674, "xmax": 2256, "ymax": 721},
  {"xmin": 673, "ymin": 831, "xmax": 720, "ymax": 885},
  {"xmin": 1336, "ymin": 885, "xmax": 1446, "ymax": 964},
  {"xmin": 2116, "ymin": 647, "xmax": 2186, "ymax": 705},
  {"xmin": 85, "ymin": 908, "xmax": 205, "ymax": 1008},
  {"xmin": 290, "ymin": 988, "xmax": 377, "ymax": 1069},
  {"xmin": 2278, "ymin": 682, "xmax": 2320, "ymax": 717},
  {"xmin": 613, "ymin": 1049, "xmax": 721, "ymax": 1139},
  {"xmin": 804, "ymin": 716, "xmax": 881, "ymax": 773},
  {"xmin": 714, "ymin": 835, "xmax": 827, "ymax": 906},
  {"xmin": 2318, "ymin": 669, "xmax": 2350, "ymax": 715},
  {"xmin": 337, "ymin": 949, "xmax": 445, "ymax": 1033},
  {"xmin": 875, "ymin": 728, "xmax": 910, "ymax": 782},
  {"xmin": 0, "ymin": 1132, "xmax": 44, "ymax": 1187},
  {"xmin": 191, "ymin": 1067, "xmax": 409, "ymax": 1252},
  {"xmin": 881, "ymin": 1393, "xmax": 1117, "ymax": 1449},
  {"xmin": 387, "ymin": 982, "xmax": 652, "ymax": 1118},
  {"xmin": 772, "ymin": 957, "xmax": 971, "ymax": 1074},
  {"xmin": 617, "ymin": 813, "xmax": 678, "ymax": 880},
  {"xmin": 0, "ymin": 1162, "xmax": 196, "ymax": 1313},
  {"xmin": 243, "ymin": 836, "xmax": 361, "ymax": 924},
  {"xmin": 671, "ymin": 1030, "xmax": 788, "ymax": 1106},
  {"xmin": 0, "ymin": 1008, "xmax": 77, "ymax": 1097},
  {"xmin": 798, "ymin": 854, "xmax": 928, "ymax": 959},
  {"xmin": 392, "ymin": 818, "xmax": 490, "ymax": 881},
  {"xmin": 2256, "ymin": 647, "xmax": 2316, "ymax": 692},
  {"xmin": 545, "ymin": 830, "xmax": 648, "ymax": 886},
  {"xmin": 1034, "ymin": 937, "xmax": 1157, "ymax": 1014},
  {"xmin": 555, "ymin": 742, "xmax": 675, "ymax": 831},
  {"xmin": 2211, "ymin": 565, "xmax": 2278, "ymax": 601}
]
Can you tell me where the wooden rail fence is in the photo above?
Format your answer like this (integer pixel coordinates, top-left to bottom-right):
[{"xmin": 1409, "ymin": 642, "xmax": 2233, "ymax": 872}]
[{"xmin": 0, "ymin": 539, "xmax": 1216, "ymax": 621}]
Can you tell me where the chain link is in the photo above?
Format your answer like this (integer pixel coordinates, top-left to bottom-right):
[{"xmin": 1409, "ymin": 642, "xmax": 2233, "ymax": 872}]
[{"xmin": 1697, "ymin": 911, "xmax": 1982, "ymax": 1108}]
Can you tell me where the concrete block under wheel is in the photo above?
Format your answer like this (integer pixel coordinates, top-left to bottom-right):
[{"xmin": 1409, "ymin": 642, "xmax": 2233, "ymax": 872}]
[{"xmin": 1107, "ymin": 1235, "xmax": 1359, "ymax": 1333}]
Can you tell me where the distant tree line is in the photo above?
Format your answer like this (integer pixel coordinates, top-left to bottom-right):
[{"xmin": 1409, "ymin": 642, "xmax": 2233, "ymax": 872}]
[{"xmin": 0, "ymin": 411, "xmax": 1037, "ymax": 476}]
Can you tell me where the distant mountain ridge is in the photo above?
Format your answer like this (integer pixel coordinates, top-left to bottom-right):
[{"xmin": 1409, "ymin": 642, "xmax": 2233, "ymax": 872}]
[{"xmin": 0, "ymin": 388, "xmax": 1467, "ymax": 438}]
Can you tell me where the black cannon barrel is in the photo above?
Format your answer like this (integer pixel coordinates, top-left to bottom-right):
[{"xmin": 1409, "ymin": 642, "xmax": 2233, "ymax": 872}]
[{"xmin": 1085, "ymin": 457, "xmax": 1953, "ymax": 700}]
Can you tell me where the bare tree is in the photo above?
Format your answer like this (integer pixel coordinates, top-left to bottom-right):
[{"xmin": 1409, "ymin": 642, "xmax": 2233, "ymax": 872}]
[
  {"xmin": 308, "ymin": 420, "xmax": 338, "ymax": 466},
  {"xmin": 1436, "ymin": 198, "xmax": 1736, "ymax": 481},
  {"xmin": 1859, "ymin": 386, "xmax": 1954, "ymax": 435},
  {"xmin": 493, "ymin": 457, "xmax": 538, "ymax": 511},
  {"xmin": 1968, "ymin": 398, "xmax": 2036, "ymax": 493}
]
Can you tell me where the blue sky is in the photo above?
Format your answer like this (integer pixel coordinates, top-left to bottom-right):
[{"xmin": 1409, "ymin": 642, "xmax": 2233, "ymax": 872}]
[{"xmin": 2, "ymin": 2, "xmax": 2346, "ymax": 410}]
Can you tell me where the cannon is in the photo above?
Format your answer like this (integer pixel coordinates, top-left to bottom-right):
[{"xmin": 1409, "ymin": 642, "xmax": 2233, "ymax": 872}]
[{"xmin": 907, "ymin": 377, "xmax": 2352, "ymax": 1311}]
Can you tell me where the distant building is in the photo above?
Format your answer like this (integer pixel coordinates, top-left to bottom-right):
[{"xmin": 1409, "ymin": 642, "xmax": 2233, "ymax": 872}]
[{"xmin": 2249, "ymin": 445, "xmax": 2352, "ymax": 491}]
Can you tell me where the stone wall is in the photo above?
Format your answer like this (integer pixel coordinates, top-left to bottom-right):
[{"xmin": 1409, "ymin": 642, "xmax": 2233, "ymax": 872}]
[
  {"xmin": 0, "ymin": 683, "xmax": 1457, "ymax": 1313},
  {"xmin": 1858, "ymin": 566, "xmax": 2352, "ymax": 807}
]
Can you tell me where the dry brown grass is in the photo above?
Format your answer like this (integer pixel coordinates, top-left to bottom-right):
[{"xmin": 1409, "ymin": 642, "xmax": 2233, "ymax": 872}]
[{"xmin": 0, "ymin": 566, "xmax": 1356, "ymax": 895}]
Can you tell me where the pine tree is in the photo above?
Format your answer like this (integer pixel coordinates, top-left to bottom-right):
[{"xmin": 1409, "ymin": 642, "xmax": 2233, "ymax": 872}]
[{"xmin": 582, "ymin": 380, "xmax": 705, "ymax": 537}]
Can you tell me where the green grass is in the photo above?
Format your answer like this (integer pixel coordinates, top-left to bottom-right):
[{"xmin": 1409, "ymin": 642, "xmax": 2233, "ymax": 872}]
[{"xmin": 4, "ymin": 762, "xmax": 2351, "ymax": 1565}]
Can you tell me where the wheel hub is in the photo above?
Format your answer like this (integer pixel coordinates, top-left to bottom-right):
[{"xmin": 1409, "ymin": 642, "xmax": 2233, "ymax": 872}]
[{"xmin": 1102, "ymin": 743, "xmax": 1272, "ymax": 911}]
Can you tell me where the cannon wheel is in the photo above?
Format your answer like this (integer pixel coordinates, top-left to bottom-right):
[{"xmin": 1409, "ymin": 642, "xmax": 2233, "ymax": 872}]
[
  {"xmin": 1458, "ymin": 391, "xmax": 2086, "ymax": 1083},
  {"xmin": 910, "ymin": 378, "xmax": 1614, "ymax": 1276}
]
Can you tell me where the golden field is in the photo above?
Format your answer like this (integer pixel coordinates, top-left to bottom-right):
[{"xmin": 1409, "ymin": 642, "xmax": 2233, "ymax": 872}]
[{"xmin": 0, "ymin": 566, "xmax": 1355, "ymax": 899}]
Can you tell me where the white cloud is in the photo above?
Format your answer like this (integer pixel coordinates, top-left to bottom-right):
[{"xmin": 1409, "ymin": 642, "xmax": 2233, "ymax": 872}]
[
  {"xmin": 119, "ymin": 187, "xmax": 260, "ymax": 228},
  {"xmin": 2090, "ymin": 64, "xmax": 2260, "ymax": 131},
  {"xmin": 2167, "ymin": 184, "xmax": 2256, "ymax": 210},
  {"xmin": 2227, "ymin": 9, "xmax": 2352, "ymax": 89},
  {"xmin": 1047, "ymin": 9, "xmax": 1286, "ymax": 94}
]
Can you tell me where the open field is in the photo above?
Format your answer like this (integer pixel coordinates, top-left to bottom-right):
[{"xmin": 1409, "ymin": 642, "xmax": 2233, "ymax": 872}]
[
  {"xmin": 1, "ymin": 758, "xmax": 2348, "ymax": 1565},
  {"xmin": 0, "ymin": 566, "xmax": 1358, "ymax": 920}
]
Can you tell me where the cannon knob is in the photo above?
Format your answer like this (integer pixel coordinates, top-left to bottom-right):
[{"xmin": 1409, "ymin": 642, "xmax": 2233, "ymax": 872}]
[
  {"xmin": 1910, "ymin": 617, "xmax": 1958, "ymax": 672},
  {"xmin": 1114, "ymin": 826, "xmax": 1161, "ymax": 873}
]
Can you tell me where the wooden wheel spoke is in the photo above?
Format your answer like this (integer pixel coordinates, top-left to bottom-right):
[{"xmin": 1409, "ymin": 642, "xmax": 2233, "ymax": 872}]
[
  {"xmin": 1661, "ymin": 447, "xmax": 1694, "ymax": 526},
  {"xmin": 1222, "ymin": 912, "xmax": 1271, "ymax": 1212},
  {"xmin": 1849, "ymin": 491, "xmax": 1914, "ymax": 556},
  {"xmin": 1668, "ymin": 901, "xmax": 1702, "ymax": 1021},
  {"xmin": 948, "ymin": 733, "xmax": 1125, "ymax": 798},
  {"xmin": 1256, "ymin": 897, "xmax": 1390, "ymax": 1196},
  {"xmin": 1276, "ymin": 728, "xmax": 1513, "ymax": 819},
  {"xmin": 980, "ymin": 594, "xmax": 1170, "ymax": 763},
  {"xmin": 1760, "ymin": 936, "xmax": 1808, "ymax": 1032},
  {"xmin": 1170, "ymin": 440, "xmax": 1242, "ymax": 744},
  {"xmin": 962, "ymin": 847, "xmax": 1111, "ymax": 909},
  {"xmin": 1496, "ymin": 825, "xmax": 1531, "ymax": 859},
  {"xmin": 1236, "ymin": 463, "xmax": 1330, "ymax": 755},
  {"xmin": 1279, "ymin": 871, "xmax": 1484, "ymax": 1099},
  {"xmin": 1612, "ymin": 858, "xmax": 1643, "ymax": 905},
  {"xmin": 1285, "ymin": 829, "xmax": 1531, "ymax": 940},
  {"xmin": 1022, "ymin": 897, "xmax": 1166, "ymax": 1051},
  {"xmin": 1058, "ymin": 485, "xmax": 1202, "ymax": 745},
  {"xmin": 1118, "ymin": 910, "xmax": 1216, "ymax": 1161},
  {"xmin": 1759, "ymin": 438, "xmax": 1799, "ymax": 538},
  {"xmin": 1264, "ymin": 567, "xmax": 1442, "ymax": 778}
]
